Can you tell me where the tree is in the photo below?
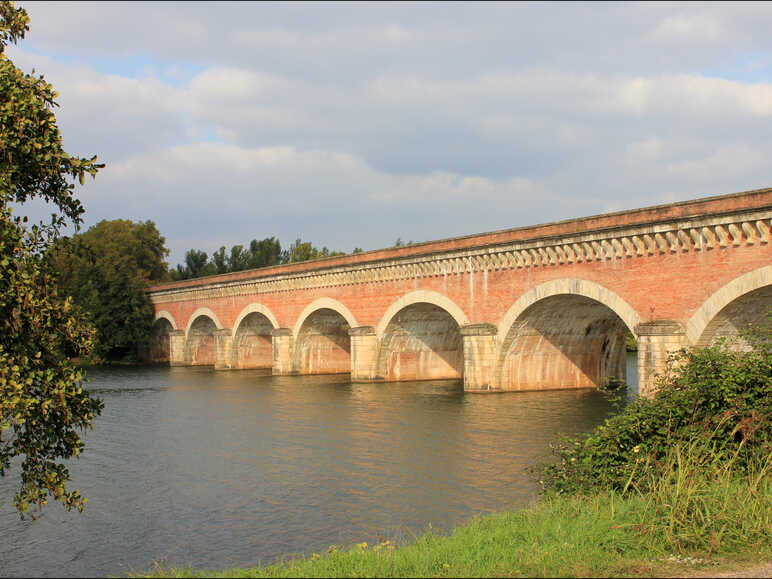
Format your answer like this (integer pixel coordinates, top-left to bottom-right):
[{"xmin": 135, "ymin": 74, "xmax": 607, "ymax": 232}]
[
  {"xmin": 228, "ymin": 244, "xmax": 250, "ymax": 272},
  {"xmin": 248, "ymin": 237, "xmax": 282, "ymax": 269},
  {"xmin": 211, "ymin": 246, "xmax": 228, "ymax": 274},
  {"xmin": 0, "ymin": 1, "xmax": 103, "ymax": 516},
  {"xmin": 50, "ymin": 219, "xmax": 170, "ymax": 361},
  {"xmin": 282, "ymin": 238, "xmax": 319, "ymax": 263},
  {"xmin": 184, "ymin": 248, "xmax": 212, "ymax": 278}
]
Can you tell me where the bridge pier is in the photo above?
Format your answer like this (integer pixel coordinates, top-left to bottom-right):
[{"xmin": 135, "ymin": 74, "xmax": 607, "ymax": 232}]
[
  {"xmin": 169, "ymin": 330, "xmax": 186, "ymax": 366},
  {"xmin": 460, "ymin": 324, "xmax": 498, "ymax": 391},
  {"xmin": 214, "ymin": 329, "xmax": 234, "ymax": 370},
  {"xmin": 271, "ymin": 328, "xmax": 294, "ymax": 375},
  {"xmin": 636, "ymin": 320, "xmax": 687, "ymax": 398},
  {"xmin": 349, "ymin": 326, "xmax": 378, "ymax": 381}
]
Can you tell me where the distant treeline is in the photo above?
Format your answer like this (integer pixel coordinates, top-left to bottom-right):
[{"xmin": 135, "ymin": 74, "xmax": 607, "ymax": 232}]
[
  {"xmin": 169, "ymin": 238, "xmax": 365, "ymax": 280},
  {"xmin": 48, "ymin": 219, "xmax": 411, "ymax": 361}
]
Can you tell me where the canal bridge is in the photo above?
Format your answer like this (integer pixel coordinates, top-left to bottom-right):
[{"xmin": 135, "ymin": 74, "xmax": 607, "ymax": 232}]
[{"xmin": 147, "ymin": 188, "xmax": 772, "ymax": 397}]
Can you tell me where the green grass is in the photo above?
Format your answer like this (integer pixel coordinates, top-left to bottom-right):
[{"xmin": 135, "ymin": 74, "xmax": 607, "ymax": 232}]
[
  {"xmin": 133, "ymin": 336, "xmax": 771, "ymax": 578},
  {"xmin": 132, "ymin": 446, "xmax": 772, "ymax": 578}
]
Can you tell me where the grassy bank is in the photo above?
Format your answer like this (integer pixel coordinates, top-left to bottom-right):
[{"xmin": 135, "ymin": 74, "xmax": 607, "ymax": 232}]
[
  {"xmin": 134, "ymin": 442, "xmax": 771, "ymax": 578},
  {"xmin": 135, "ymin": 332, "xmax": 771, "ymax": 578}
]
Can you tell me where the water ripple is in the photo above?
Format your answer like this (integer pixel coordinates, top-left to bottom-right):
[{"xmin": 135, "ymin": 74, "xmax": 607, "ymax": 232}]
[{"xmin": 0, "ymin": 357, "xmax": 636, "ymax": 577}]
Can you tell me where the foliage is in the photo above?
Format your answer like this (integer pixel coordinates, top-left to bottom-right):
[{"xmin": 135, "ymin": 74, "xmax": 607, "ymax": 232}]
[
  {"xmin": 282, "ymin": 237, "xmax": 345, "ymax": 264},
  {"xmin": 540, "ymin": 323, "xmax": 771, "ymax": 495},
  {"xmin": 0, "ymin": 1, "xmax": 103, "ymax": 516},
  {"xmin": 49, "ymin": 219, "xmax": 170, "ymax": 362},
  {"xmin": 170, "ymin": 236, "xmax": 353, "ymax": 280}
]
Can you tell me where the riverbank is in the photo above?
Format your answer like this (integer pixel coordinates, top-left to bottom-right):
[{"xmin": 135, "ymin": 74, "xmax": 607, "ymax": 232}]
[
  {"xmin": 133, "ymin": 465, "xmax": 771, "ymax": 578},
  {"xmin": 134, "ymin": 335, "xmax": 771, "ymax": 578}
]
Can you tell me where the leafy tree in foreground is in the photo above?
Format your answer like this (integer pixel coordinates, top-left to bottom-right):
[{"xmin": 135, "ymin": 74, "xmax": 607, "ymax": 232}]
[
  {"xmin": 50, "ymin": 219, "xmax": 170, "ymax": 362},
  {"xmin": 0, "ymin": 1, "xmax": 103, "ymax": 516}
]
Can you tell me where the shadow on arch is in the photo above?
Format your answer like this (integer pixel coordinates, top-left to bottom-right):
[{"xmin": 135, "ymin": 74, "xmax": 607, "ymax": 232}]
[
  {"xmin": 688, "ymin": 266, "xmax": 772, "ymax": 350},
  {"xmin": 375, "ymin": 290, "xmax": 469, "ymax": 382},
  {"xmin": 185, "ymin": 308, "xmax": 222, "ymax": 366},
  {"xmin": 293, "ymin": 298, "xmax": 357, "ymax": 375},
  {"xmin": 495, "ymin": 279, "xmax": 642, "ymax": 391},
  {"xmin": 148, "ymin": 311, "xmax": 177, "ymax": 363},
  {"xmin": 231, "ymin": 304, "xmax": 278, "ymax": 369}
]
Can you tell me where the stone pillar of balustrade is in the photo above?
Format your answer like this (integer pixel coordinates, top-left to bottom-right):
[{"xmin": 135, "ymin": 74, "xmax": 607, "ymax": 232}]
[
  {"xmin": 460, "ymin": 323, "xmax": 498, "ymax": 392},
  {"xmin": 168, "ymin": 330, "xmax": 187, "ymax": 366},
  {"xmin": 636, "ymin": 320, "xmax": 687, "ymax": 398},
  {"xmin": 213, "ymin": 328, "xmax": 234, "ymax": 370},
  {"xmin": 271, "ymin": 328, "xmax": 294, "ymax": 375},
  {"xmin": 348, "ymin": 326, "xmax": 379, "ymax": 381}
]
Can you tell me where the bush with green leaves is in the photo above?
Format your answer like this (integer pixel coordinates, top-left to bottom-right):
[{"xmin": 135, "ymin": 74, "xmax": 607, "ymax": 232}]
[{"xmin": 540, "ymin": 322, "xmax": 771, "ymax": 495}]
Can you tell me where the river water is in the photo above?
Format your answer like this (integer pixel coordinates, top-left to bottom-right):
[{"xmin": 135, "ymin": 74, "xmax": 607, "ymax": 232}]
[{"xmin": 0, "ymin": 356, "xmax": 637, "ymax": 577}]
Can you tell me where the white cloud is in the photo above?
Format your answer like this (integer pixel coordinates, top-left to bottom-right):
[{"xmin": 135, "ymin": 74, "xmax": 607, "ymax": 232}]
[
  {"xmin": 650, "ymin": 13, "xmax": 729, "ymax": 45},
  {"xmin": 667, "ymin": 144, "xmax": 765, "ymax": 179},
  {"xmin": 7, "ymin": 1, "xmax": 772, "ymax": 264}
]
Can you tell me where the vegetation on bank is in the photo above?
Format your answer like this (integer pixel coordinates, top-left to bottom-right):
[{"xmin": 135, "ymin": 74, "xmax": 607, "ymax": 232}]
[
  {"xmin": 134, "ymin": 327, "xmax": 771, "ymax": 578},
  {"xmin": 135, "ymin": 448, "xmax": 771, "ymax": 578},
  {"xmin": 48, "ymin": 219, "xmax": 170, "ymax": 363}
]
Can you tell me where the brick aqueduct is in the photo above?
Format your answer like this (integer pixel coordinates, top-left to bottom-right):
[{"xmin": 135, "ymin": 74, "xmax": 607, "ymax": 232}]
[{"xmin": 147, "ymin": 188, "xmax": 772, "ymax": 397}]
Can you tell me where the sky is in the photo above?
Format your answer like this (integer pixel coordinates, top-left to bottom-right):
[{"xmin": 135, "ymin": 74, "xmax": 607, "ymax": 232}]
[{"xmin": 8, "ymin": 1, "xmax": 772, "ymax": 266}]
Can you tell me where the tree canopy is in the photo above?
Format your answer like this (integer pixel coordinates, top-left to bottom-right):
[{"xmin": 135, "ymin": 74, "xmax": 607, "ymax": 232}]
[
  {"xmin": 0, "ymin": 1, "xmax": 103, "ymax": 516},
  {"xmin": 49, "ymin": 219, "xmax": 170, "ymax": 362},
  {"xmin": 170, "ymin": 236, "xmax": 351, "ymax": 280}
]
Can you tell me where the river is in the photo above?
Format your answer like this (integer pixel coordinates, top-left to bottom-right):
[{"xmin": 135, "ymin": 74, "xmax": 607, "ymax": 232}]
[{"xmin": 0, "ymin": 355, "xmax": 637, "ymax": 577}]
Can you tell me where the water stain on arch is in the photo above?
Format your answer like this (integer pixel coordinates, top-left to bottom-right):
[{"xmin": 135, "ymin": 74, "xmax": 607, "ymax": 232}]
[
  {"xmin": 233, "ymin": 312, "xmax": 274, "ymax": 369},
  {"xmin": 294, "ymin": 308, "xmax": 351, "ymax": 375},
  {"xmin": 498, "ymin": 295, "xmax": 630, "ymax": 391},
  {"xmin": 186, "ymin": 315, "xmax": 217, "ymax": 366},
  {"xmin": 148, "ymin": 317, "xmax": 174, "ymax": 363},
  {"xmin": 377, "ymin": 303, "xmax": 463, "ymax": 382}
]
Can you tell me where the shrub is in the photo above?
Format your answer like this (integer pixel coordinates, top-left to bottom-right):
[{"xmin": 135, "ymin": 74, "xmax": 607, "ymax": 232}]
[{"xmin": 540, "ymin": 320, "xmax": 771, "ymax": 495}]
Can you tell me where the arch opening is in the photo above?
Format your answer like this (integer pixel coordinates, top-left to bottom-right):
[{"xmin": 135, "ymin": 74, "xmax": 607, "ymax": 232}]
[
  {"xmin": 497, "ymin": 294, "xmax": 633, "ymax": 391},
  {"xmin": 148, "ymin": 317, "xmax": 173, "ymax": 363},
  {"xmin": 294, "ymin": 308, "xmax": 351, "ymax": 375},
  {"xmin": 186, "ymin": 315, "xmax": 217, "ymax": 366},
  {"xmin": 233, "ymin": 312, "xmax": 274, "ymax": 369},
  {"xmin": 696, "ymin": 285, "xmax": 772, "ymax": 349},
  {"xmin": 377, "ymin": 303, "xmax": 463, "ymax": 382}
]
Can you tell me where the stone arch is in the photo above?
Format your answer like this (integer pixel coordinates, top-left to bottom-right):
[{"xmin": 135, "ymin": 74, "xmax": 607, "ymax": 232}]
[
  {"xmin": 149, "ymin": 315, "xmax": 175, "ymax": 363},
  {"xmin": 376, "ymin": 292, "xmax": 469, "ymax": 382},
  {"xmin": 375, "ymin": 290, "xmax": 470, "ymax": 339},
  {"xmin": 293, "ymin": 298, "xmax": 358, "ymax": 341},
  {"xmin": 231, "ymin": 304, "xmax": 279, "ymax": 369},
  {"xmin": 293, "ymin": 301, "xmax": 354, "ymax": 375},
  {"xmin": 185, "ymin": 308, "xmax": 222, "ymax": 366},
  {"xmin": 495, "ymin": 279, "xmax": 642, "ymax": 391},
  {"xmin": 231, "ymin": 303, "xmax": 279, "ymax": 338},
  {"xmin": 496, "ymin": 279, "xmax": 641, "ymax": 339},
  {"xmin": 154, "ymin": 310, "xmax": 178, "ymax": 330},
  {"xmin": 185, "ymin": 307, "xmax": 223, "ymax": 340},
  {"xmin": 687, "ymin": 265, "xmax": 772, "ymax": 347}
]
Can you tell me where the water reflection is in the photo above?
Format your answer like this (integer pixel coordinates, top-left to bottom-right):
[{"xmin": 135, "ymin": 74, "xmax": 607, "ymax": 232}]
[{"xmin": 0, "ymin": 354, "xmax": 637, "ymax": 577}]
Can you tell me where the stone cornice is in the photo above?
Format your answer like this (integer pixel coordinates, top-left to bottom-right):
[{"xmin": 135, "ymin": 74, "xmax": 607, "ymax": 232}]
[{"xmin": 149, "ymin": 207, "xmax": 772, "ymax": 305}]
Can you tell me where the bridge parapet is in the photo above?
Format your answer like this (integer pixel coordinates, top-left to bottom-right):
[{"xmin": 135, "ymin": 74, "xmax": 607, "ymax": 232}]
[{"xmin": 149, "ymin": 202, "xmax": 771, "ymax": 305}]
